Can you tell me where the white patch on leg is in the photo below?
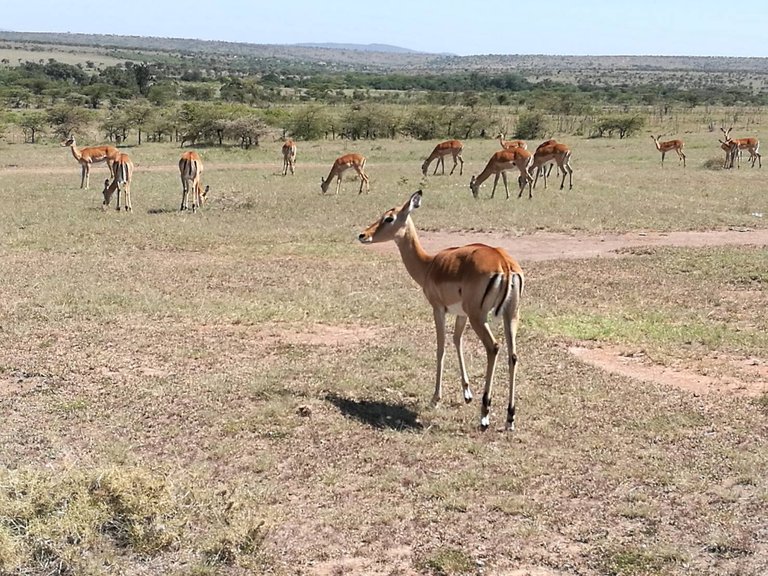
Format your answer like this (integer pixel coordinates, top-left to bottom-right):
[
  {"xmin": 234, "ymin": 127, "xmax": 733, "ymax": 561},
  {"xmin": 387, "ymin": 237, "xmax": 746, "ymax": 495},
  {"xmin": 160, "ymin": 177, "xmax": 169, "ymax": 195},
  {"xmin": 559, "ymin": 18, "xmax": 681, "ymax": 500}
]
[
  {"xmin": 464, "ymin": 388, "xmax": 473, "ymax": 402},
  {"xmin": 480, "ymin": 415, "xmax": 490, "ymax": 428}
]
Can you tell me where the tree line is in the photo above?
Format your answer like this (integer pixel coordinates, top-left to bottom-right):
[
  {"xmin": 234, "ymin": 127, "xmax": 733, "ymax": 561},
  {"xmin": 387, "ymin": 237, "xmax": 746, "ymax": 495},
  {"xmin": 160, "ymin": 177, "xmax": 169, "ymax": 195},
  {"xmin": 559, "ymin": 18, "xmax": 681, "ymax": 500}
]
[{"xmin": 4, "ymin": 51, "xmax": 764, "ymax": 146}]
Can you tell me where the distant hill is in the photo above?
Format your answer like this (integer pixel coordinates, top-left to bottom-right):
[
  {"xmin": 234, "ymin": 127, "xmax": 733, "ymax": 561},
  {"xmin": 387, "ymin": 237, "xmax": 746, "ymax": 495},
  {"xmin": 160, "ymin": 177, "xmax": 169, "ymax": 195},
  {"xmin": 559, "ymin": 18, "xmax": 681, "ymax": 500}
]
[
  {"xmin": 294, "ymin": 42, "xmax": 421, "ymax": 54},
  {"xmin": 2, "ymin": 30, "xmax": 768, "ymax": 87}
]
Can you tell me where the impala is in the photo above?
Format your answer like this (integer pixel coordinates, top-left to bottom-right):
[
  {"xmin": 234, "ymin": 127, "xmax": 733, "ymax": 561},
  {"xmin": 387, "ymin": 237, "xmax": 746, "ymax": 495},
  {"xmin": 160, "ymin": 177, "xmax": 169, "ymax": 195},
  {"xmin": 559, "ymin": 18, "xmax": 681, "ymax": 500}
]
[
  {"xmin": 532, "ymin": 141, "xmax": 573, "ymax": 190},
  {"xmin": 320, "ymin": 153, "xmax": 369, "ymax": 194},
  {"xmin": 421, "ymin": 140, "xmax": 464, "ymax": 176},
  {"xmin": 469, "ymin": 148, "xmax": 534, "ymax": 200},
  {"xmin": 358, "ymin": 190, "xmax": 524, "ymax": 430},
  {"xmin": 179, "ymin": 150, "xmax": 209, "ymax": 212},
  {"xmin": 650, "ymin": 135, "xmax": 686, "ymax": 167},
  {"xmin": 534, "ymin": 139, "xmax": 558, "ymax": 181},
  {"xmin": 61, "ymin": 135, "xmax": 121, "ymax": 189},
  {"xmin": 720, "ymin": 127, "xmax": 761, "ymax": 169},
  {"xmin": 101, "ymin": 153, "xmax": 134, "ymax": 211},
  {"xmin": 497, "ymin": 133, "xmax": 527, "ymax": 150},
  {"xmin": 282, "ymin": 139, "xmax": 297, "ymax": 175}
]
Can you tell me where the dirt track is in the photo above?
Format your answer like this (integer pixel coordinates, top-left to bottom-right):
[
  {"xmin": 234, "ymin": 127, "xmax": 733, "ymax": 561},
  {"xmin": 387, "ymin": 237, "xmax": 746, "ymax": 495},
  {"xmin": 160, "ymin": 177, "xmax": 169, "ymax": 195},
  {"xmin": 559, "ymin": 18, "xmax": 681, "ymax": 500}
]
[{"xmin": 367, "ymin": 227, "xmax": 768, "ymax": 262}]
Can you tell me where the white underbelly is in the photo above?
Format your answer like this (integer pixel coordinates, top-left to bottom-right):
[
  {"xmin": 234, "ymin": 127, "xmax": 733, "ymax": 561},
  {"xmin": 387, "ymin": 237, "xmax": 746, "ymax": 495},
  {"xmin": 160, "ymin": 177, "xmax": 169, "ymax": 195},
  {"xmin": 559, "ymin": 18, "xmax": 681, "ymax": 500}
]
[{"xmin": 446, "ymin": 301, "xmax": 466, "ymax": 316}]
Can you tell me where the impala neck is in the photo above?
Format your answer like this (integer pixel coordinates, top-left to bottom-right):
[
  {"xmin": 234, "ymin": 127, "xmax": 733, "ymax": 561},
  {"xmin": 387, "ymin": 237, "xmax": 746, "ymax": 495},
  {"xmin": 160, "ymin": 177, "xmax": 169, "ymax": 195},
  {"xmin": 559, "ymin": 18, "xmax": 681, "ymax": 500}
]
[
  {"xmin": 393, "ymin": 218, "xmax": 433, "ymax": 287},
  {"xmin": 68, "ymin": 143, "xmax": 83, "ymax": 162}
]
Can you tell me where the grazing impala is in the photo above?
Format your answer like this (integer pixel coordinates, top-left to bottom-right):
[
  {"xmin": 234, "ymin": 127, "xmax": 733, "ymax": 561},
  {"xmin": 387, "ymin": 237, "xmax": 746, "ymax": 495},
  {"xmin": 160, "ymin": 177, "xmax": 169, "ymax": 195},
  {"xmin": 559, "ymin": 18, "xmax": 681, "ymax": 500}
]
[
  {"xmin": 61, "ymin": 135, "xmax": 121, "ymax": 189},
  {"xmin": 358, "ymin": 191, "xmax": 524, "ymax": 430},
  {"xmin": 320, "ymin": 153, "xmax": 369, "ymax": 194},
  {"xmin": 179, "ymin": 151, "xmax": 209, "ymax": 212},
  {"xmin": 720, "ymin": 127, "xmax": 761, "ymax": 169},
  {"xmin": 421, "ymin": 140, "xmax": 464, "ymax": 176},
  {"xmin": 497, "ymin": 133, "xmax": 527, "ymax": 150},
  {"xmin": 532, "ymin": 141, "xmax": 573, "ymax": 190},
  {"xmin": 469, "ymin": 148, "xmax": 534, "ymax": 200},
  {"xmin": 650, "ymin": 135, "xmax": 686, "ymax": 168},
  {"xmin": 101, "ymin": 153, "xmax": 134, "ymax": 211},
  {"xmin": 282, "ymin": 139, "xmax": 297, "ymax": 175}
]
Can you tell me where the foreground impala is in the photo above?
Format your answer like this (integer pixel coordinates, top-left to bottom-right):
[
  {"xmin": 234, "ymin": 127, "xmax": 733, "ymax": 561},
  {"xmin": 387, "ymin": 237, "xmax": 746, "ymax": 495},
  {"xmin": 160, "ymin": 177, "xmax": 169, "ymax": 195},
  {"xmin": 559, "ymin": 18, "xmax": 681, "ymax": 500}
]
[
  {"xmin": 358, "ymin": 190, "xmax": 524, "ymax": 430},
  {"xmin": 282, "ymin": 139, "xmax": 297, "ymax": 175},
  {"xmin": 421, "ymin": 140, "xmax": 464, "ymax": 176},
  {"xmin": 650, "ymin": 135, "xmax": 686, "ymax": 167},
  {"xmin": 101, "ymin": 153, "xmax": 134, "ymax": 211},
  {"xmin": 720, "ymin": 127, "xmax": 761, "ymax": 169},
  {"xmin": 320, "ymin": 153, "xmax": 369, "ymax": 194},
  {"xmin": 179, "ymin": 151, "xmax": 209, "ymax": 212},
  {"xmin": 61, "ymin": 135, "xmax": 121, "ymax": 189},
  {"xmin": 470, "ymin": 148, "xmax": 534, "ymax": 199}
]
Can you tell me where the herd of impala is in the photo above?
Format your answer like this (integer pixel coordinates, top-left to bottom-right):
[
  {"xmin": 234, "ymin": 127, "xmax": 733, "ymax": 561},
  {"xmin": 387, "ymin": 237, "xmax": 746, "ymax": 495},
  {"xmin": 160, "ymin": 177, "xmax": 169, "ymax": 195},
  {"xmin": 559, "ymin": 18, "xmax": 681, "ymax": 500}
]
[{"xmin": 60, "ymin": 127, "xmax": 760, "ymax": 430}]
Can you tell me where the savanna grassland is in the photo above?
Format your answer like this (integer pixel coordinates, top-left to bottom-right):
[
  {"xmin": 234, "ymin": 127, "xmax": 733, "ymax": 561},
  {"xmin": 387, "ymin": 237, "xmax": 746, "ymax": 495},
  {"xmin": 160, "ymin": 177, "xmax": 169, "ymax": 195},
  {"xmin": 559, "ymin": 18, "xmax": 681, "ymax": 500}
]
[{"xmin": 0, "ymin": 128, "xmax": 767, "ymax": 576}]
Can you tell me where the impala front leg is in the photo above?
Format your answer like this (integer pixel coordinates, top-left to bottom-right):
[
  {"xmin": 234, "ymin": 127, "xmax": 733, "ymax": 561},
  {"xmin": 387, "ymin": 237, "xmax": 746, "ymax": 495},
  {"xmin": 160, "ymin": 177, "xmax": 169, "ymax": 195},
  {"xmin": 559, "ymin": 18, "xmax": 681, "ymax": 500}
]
[
  {"xmin": 432, "ymin": 306, "xmax": 447, "ymax": 406},
  {"xmin": 453, "ymin": 315, "xmax": 472, "ymax": 403}
]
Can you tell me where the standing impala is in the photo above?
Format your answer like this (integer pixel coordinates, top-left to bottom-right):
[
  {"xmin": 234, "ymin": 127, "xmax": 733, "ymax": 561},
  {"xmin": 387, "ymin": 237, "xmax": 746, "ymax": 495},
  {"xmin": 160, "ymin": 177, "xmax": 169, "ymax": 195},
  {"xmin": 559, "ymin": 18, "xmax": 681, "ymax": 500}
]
[
  {"xmin": 532, "ymin": 141, "xmax": 573, "ymax": 190},
  {"xmin": 469, "ymin": 148, "xmax": 534, "ymax": 199},
  {"xmin": 179, "ymin": 150, "xmax": 209, "ymax": 212},
  {"xmin": 320, "ymin": 153, "xmax": 369, "ymax": 194},
  {"xmin": 358, "ymin": 191, "xmax": 524, "ymax": 430},
  {"xmin": 101, "ymin": 153, "xmax": 134, "ymax": 211},
  {"xmin": 282, "ymin": 139, "xmax": 297, "ymax": 175},
  {"xmin": 421, "ymin": 140, "xmax": 464, "ymax": 176},
  {"xmin": 61, "ymin": 135, "xmax": 121, "ymax": 189},
  {"xmin": 497, "ymin": 133, "xmax": 527, "ymax": 150},
  {"xmin": 650, "ymin": 135, "xmax": 686, "ymax": 167},
  {"xmin": 720, "ymin": 127, "xmax": 761, "ymax": 169}
]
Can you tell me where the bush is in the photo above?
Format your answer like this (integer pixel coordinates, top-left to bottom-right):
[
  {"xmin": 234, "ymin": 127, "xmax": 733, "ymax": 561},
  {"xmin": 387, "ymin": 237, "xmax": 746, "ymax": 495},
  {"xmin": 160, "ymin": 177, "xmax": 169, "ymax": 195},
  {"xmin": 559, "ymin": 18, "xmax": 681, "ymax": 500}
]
[{"xmin": 514, "ymin": 112, "xmax": 547, "ymax": 139}]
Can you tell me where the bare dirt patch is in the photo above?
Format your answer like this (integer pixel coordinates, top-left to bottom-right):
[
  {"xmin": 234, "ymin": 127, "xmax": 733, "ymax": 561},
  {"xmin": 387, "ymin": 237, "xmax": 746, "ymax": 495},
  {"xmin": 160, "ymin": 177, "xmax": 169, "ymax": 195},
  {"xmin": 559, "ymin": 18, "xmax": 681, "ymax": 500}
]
[
  {"xmin": 366, "ymin": 228, "xmax": 768, "ymax": 262},
  {"xmin": 569, "ymin": 344, "xmax": 768, "ymax": 397}
]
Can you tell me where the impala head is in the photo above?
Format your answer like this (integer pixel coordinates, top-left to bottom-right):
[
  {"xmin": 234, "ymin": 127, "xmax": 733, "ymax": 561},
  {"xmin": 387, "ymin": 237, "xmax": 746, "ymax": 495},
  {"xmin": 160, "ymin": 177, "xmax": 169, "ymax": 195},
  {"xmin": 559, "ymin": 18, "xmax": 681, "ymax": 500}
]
[
  {"xmin": 421, "ymin": 159, "xmax": 430, "ymax": 176},
  {"xmin": 469, "ymin": 175, "xmax": 480, "ymax": 199},
  {"xmin": 358, "ymin": 190, "xmax": 422, "ymax": 244},
  {"xmin": 320, "ymin": 177, "xmax": 330, "ymax": 193},
  {"xmin": 61, "ymin": 135, "xmax": 75, "ymax": 147},
  {"xmin": 101, "ymin": 178, "xmax": 112, "ymax": 208}
]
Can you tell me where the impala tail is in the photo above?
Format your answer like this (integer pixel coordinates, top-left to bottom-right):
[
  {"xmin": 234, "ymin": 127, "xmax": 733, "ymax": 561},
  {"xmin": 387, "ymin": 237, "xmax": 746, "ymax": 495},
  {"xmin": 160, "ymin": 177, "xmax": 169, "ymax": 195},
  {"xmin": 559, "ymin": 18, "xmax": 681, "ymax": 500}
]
[{"xmin": 491, "ymin": 271, "xmax": 524, "ymax": 318}]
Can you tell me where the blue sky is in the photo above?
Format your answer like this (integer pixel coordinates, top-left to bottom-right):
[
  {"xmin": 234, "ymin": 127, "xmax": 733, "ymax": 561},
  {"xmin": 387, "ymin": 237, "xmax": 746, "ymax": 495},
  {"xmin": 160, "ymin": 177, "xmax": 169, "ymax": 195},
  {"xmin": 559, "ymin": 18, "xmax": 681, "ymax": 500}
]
[{"xmin": 4, "ymin": 0, "xmax": 768, "ymax": 57}]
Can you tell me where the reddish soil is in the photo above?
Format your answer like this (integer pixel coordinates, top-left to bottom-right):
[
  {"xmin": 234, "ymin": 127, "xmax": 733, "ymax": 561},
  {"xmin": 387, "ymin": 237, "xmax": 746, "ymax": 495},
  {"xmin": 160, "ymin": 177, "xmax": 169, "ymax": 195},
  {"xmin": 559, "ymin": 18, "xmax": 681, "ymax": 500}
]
[{"xmin": 367, "ymin": 227, "xmax": 768, "ymax": 262}]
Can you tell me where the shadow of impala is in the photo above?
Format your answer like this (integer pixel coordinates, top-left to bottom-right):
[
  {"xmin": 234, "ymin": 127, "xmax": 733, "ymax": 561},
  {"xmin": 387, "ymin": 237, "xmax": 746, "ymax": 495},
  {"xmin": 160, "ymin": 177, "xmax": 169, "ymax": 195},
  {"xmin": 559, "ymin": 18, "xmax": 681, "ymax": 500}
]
[{"xmin": 324, "ymin": 393, "xmax": 423, "ymax": 431}]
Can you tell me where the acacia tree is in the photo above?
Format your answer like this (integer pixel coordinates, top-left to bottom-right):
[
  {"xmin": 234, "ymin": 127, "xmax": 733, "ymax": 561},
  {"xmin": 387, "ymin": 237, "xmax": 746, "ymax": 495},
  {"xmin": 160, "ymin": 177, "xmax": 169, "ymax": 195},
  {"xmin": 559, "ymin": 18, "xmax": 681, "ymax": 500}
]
[
  {"xmin": 125, "ymin": 99, "xmax": 155, "ymax": 145},
  {"xmin": 286, "ymin": 105, "xmax": 331, "ymax": 140},
  {"xmin": 18, "ymin": 111, "xmax": 47, "ymax": 143},
  {"xmin": 47, "ymin": 105, "xmax": 93, "ymax": 139}
]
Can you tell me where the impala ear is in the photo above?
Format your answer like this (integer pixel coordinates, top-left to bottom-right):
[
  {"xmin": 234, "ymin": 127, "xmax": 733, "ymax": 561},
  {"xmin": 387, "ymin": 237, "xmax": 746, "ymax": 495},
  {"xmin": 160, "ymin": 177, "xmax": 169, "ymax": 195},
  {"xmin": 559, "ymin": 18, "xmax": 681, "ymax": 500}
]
[{"xmin": 400, "ymin": 190, "xmax": 422, "ymax": 216}]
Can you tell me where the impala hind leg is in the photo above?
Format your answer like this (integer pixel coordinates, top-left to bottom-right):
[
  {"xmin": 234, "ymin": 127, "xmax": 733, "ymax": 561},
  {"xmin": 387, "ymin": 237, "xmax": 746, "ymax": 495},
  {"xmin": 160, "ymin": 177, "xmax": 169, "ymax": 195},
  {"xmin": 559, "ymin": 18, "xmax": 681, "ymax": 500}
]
[
  {"xmin": 469, "ymin": 316, "xmax": 500, "ymax": 429},
  {"xmin": 502, "ymin": 285, "xmax": 522, "ymax": 431},
  {"xmin": 452, "ymin": 315, "xmax": 473, "ymax": 403}
]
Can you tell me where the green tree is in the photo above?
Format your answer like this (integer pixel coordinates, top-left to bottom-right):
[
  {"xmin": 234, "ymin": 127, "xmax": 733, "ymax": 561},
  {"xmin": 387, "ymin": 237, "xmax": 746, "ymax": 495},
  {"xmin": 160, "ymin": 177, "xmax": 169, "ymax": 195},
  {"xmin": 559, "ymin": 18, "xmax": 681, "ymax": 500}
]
[
  {"xmin": 47, "ymin": 105, "xmax": 93, "ymax": 139},
  {"xmin": 514, "ymin": 112, "xmax": 547, "ymax": 140},
  {"xmin": 125, "ymin": 99, "xmax": 155, "ymax": 145},
  {"xmin": 18, "ymin": 111, "xmax": 47, "ymax": 143},
  {"xmin": 287, "ymin": 105, "xmax": 331, "ymax": 140}
]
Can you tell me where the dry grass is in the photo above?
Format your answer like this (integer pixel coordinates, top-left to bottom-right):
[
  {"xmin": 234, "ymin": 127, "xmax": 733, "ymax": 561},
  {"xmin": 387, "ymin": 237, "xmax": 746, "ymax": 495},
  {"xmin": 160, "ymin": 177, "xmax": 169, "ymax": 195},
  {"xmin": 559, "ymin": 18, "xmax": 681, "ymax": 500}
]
[{"xmin": 0, "ymin": 127, "xmax": 766, "ymax": 575}]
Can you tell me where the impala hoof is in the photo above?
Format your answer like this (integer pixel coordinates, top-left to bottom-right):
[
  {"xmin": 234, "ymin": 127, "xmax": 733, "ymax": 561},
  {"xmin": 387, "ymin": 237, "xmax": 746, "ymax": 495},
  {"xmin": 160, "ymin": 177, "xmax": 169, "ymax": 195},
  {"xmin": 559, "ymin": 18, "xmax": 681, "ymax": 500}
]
[
  {"xmin": 480, "ymin": 415, "xmax": 490, "ymax": 429},
  {"xmin": 463, "ymin": 389, "xmax": 473, "ymax": 404}
]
